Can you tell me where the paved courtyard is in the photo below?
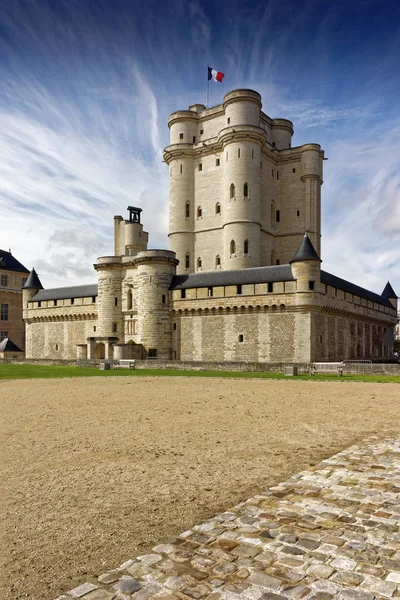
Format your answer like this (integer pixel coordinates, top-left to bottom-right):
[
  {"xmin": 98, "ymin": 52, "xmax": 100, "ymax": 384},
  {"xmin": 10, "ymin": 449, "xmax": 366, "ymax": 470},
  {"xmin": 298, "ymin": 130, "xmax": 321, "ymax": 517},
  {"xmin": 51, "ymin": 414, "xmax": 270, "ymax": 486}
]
[{"xmin": 55, "ymin": 435, "xmax": 400, "ymax": 600}]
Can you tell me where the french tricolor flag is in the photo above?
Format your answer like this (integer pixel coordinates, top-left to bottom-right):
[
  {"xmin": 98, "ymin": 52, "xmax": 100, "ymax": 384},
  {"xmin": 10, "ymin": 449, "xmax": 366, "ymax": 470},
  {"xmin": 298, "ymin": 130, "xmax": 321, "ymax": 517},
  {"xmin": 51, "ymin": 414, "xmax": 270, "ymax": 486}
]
[{"xmin": 208, "ymin": 67, "xmax": 224, "ymax": 83}]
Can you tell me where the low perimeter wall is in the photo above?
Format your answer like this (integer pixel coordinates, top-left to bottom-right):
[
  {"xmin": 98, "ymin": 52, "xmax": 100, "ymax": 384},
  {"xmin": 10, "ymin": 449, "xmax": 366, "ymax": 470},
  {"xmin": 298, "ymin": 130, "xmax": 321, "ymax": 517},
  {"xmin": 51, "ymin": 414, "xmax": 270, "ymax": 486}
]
[{"xmin": 1, "ymin": 358, "xmax": 400, "ymax": 375}]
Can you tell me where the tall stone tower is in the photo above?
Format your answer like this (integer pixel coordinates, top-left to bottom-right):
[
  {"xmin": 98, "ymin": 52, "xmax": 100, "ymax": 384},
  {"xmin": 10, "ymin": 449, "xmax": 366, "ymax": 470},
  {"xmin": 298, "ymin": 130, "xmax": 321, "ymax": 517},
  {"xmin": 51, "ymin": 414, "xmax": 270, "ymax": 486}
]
[{"xmin": 164, "ymin": 89, "xmax": 324, "ymax": 275}]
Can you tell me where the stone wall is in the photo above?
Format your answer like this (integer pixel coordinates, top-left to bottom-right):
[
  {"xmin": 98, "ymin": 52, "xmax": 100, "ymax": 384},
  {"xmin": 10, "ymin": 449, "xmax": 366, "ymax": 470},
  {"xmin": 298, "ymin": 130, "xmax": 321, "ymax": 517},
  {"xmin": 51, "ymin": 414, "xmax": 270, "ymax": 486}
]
[{"xmin": 25, "ymin": 317, "xmax": 97, "ymax": 360}]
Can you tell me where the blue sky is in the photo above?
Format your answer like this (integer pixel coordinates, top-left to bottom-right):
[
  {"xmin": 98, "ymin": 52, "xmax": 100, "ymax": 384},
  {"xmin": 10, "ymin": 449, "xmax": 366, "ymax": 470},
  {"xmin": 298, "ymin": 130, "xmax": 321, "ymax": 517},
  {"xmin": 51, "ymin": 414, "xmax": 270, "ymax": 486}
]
[{"xmin": 0, "ymin": 0, "xmax": 399, "ymax": 295}]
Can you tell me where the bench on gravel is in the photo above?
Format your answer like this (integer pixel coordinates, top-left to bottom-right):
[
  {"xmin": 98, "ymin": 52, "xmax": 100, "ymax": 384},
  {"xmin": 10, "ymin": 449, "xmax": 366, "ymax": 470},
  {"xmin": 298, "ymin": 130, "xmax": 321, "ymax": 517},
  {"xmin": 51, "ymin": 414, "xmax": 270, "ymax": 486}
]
[{"xmin": 112, "ymin": 359, "xmax": 136, "ymax": 370}]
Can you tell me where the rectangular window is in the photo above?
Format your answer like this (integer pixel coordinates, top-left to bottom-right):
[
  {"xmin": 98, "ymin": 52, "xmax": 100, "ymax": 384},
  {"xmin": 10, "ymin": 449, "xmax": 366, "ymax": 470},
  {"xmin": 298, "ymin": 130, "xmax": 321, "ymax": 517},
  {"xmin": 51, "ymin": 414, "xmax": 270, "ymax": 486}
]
[
  {"xmin": 185, "ymin": 255, "xmax": 190, "ymax": 269},
  {"xmin": 1, "ymin": 275, "xmax": 8, "ymax": 286},
  {"xmin": 185, "ymin": 203, "xmax": 190, "ymax": 218},
  {"xmin": 162, "ymin": 294, "xmax": 166, "ymax": 304},
  {"xmin": 173, "ymin": 323, "xmax": 177, "ymax": 330},
  {"xmin": 112, "ymin": 323, "xmax": 117, "ymax": 333},
  {"xmin": 216, "ymin": 158, "xmax": 220, "ymax": 166},
  {"xmin": 276, "ymin": 259, "xmax": 280, "ymax": 265},
  {"xmin": 237, "ymin": 285, "xmax": 242, "ymax": 295},
  {"xmin": 180, "ymin": 164, "xmax": 183, "ymax": 174},
  {"xmin": 292, "ymin": 168, "xmax": 296, "ymax": 173},
  {"xmin": 252, "ymin": 149, "xmax": 254, "ymax": 159},
  {"xmin": 179, "ymin": 133, "xmax": 183, "ymax": 139},
  {"xmin": 115, "ymin": 297, "xmax": 118, "ymax": 306},
  {"xmin": 238, "ymin": 334, "xmax": 244, "ymax": 343},
  {"xmin": 268, "ymin": 282, "xmax": 273, "ymax": 293},
  {"xmin": 181, "ymin": 289, "xmax": 186, "ymax": 299},
  {"xmin": 309, "ymin": 281, "xmax": 315, "ymax": 290},
  {"xmin": 93, "ymin": 326, "xmax": 96, "ymax": 332},
  {"xmin": 198, "ymin": 163, "xmax": 202, "ymax": 171},
  {"xmin": 277, "ymin": 171, "xmax": 279, "ymax": 180},
  {"xmin": 297, "ymin": 210, "xmax": 300, "ymax": 217},
  {"xmin": 200, "ymin": 129, "xmax": 204, "ymax": 135},
  {"xmin": 148, "ymin": 349, "xmax": 157, "ymax": 358},
  {"xmin": 237, "ymin": 148, "xmax": 240, "ymax": 158},
  {"xmin": 208, "ymin": 287, "xmax": 213, "ymax": 297},
  {"xmin": 0, "ymin": 331, "xmax": 8, "ymax": 341},
  {"xmin": 227, "ymin": 117, "xmax": 230, "ymax": 124},
  {"xmin": 54, "ymin": 300, "xmax": 57, "ymax": 306},
  {"xmin": 276, "ymin": 210, "xmax": 280, "ymax": 222},
  {"xmin": 38, "ymin": 301, "xmax": 41, "ymax": 307},
  {"xmin": 193, "ymin": 136, "xmax": 196, "ymax": 143},
  {"xmin": 92, "ymin": 296, "xmax": 96, "ymax": 303},
  {"xmin": 1, "ymin": 304, "xmax": 8, "ymax": 320},
  {"xmin": 71, "ymin": 298, "xmax": 74, "ymax": 305}
]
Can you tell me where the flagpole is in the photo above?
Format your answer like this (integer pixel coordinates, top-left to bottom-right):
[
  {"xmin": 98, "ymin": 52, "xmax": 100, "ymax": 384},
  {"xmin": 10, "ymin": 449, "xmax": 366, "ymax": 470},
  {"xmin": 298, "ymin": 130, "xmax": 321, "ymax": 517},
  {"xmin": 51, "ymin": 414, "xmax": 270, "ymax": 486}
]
[{"xmin": 206, "ymin": 64, "xmax": 209, "ymax": 108}]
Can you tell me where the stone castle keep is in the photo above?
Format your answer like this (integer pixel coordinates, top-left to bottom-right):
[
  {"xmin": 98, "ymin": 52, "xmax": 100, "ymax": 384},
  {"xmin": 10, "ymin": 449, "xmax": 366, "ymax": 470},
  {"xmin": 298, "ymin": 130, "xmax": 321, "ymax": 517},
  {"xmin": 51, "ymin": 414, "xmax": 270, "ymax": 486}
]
[{"xmin": 23, "ymin": 89, "xmax": 398, "ymax": 362}]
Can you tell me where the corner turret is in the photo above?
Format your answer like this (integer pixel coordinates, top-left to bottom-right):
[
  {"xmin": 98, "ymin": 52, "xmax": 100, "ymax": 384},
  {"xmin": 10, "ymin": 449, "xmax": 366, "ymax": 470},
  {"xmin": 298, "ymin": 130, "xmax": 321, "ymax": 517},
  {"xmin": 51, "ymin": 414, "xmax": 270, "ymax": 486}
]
[
  {"xmin": 23, "ymin": 268, "xmax": 43, "ymax": 309},
  {"xmin": 290, "ymin": 233, "xmax": 322, "ymax": 294}
]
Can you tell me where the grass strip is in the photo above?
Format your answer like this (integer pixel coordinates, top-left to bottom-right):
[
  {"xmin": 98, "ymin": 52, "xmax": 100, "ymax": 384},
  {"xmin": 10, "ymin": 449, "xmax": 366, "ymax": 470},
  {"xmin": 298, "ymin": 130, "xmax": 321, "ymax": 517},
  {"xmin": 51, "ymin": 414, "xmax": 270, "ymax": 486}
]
[{"xmin": 0, "ymin": 363, "xmax": 399, "ymax": 383}]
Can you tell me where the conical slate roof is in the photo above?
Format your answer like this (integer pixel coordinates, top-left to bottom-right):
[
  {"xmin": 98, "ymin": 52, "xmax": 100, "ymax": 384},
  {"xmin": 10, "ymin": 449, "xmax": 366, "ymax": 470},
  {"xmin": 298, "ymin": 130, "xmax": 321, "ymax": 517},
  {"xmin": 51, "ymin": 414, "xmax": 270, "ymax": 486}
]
[
  {"xmin": 0, "ymin": 338, "xmax": 23, "ymax": 353},
  {"xmin": 23, "ymin": 268, "xmax": 43, "ymax": 290},
  {"xmin": 290, "ymin": 233, "xmax": 321, "ymax": 263},
  {"xmin": 381, "ymin": 281, "xmax": 398, "ymax": 299}
]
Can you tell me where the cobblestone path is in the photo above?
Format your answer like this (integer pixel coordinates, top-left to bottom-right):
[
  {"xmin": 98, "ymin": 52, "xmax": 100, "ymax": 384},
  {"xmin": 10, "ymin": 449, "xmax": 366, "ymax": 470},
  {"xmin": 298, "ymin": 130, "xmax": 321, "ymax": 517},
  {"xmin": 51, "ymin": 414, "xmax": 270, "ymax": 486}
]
[{"xmin": 56, "ymin": 436, "xmax": 400, "ymax": 600}]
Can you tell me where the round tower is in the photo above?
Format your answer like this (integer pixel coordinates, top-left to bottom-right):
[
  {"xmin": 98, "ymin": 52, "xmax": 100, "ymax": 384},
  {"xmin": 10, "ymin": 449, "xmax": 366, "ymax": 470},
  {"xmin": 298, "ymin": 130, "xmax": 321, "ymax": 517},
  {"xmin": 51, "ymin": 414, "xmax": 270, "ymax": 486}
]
[
  {"xmin": 220, "ymin": 91, "xmax": 263, "ymax": 270},
  {"xmin": 95, "ymin": 256, "xmax": 123, "ymax": 341},
  {"xmin": 134, "ymin": 250, "xmax": 178, "ymax": 359},
  {"xmin": 166, "ymin": 109, "xmax": 199, "ymax": 274},
  {"xmin": 301, "ymin": 144, "xmax": 323, "ymax": 256},
  {"xmin": 223, "ymin": 89, "xmax": 261, "ymax": 127},
  {"xmin": 270, "ymin": 118, "xmax": 294, "ymax": 150}
]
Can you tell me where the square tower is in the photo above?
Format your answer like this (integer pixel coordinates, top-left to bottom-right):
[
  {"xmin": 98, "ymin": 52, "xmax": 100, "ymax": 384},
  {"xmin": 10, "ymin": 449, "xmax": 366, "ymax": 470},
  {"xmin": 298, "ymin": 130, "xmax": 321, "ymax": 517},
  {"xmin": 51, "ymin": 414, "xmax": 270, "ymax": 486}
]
[{"xmin": 164, "ymin": 89, "xmax": 324, "ymax": 275}]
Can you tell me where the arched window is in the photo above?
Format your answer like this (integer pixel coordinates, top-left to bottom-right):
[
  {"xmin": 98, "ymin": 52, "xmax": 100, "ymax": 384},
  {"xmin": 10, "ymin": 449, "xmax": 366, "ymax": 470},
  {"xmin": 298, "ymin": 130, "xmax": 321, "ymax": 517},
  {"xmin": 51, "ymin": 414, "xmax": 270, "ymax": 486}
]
[
  {"xmin": 243, "ymin": 182, "xmax": 248, "ymax": 198},
  {"xmin": 215, "ymin": 255, "xmax": 221, "ymax": 268},
  {"xmin": 230, "ymin": 240, "xmax": 236, "ymax": 256},
  {"xmin": 127, "ymin": 289, "xmax": 133, "ymax": 311},
  {"xmin": 197, "ymin": 257, "xmax": 202, "ymax": 270},
  {"xmin": 244, "ymin": 239, "xmax": 249, "ymax": 255},
  {"xmin": 230, "ymin": 183, "xmax": 235, "ymax": 199},
  {"xmin": 185, "ymin": 253, "xmax": 190, "ymax": 269},
  {"xmin": 185, "ymin": 202, "xmax": 190, "ymax": 218},
  {"xmin": 197, "ymin": 206, "xmax": 202, "ymax": 219},
  {"xmin": 215, "ymin": 202, "xmax": 221, "ymax": 215}
]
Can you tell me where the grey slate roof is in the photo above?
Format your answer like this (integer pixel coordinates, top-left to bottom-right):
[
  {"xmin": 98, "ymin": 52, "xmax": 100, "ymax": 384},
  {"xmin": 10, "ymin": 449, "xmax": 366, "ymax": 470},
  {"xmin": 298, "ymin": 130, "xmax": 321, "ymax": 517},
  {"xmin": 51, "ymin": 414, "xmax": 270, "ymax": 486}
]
[
  {"xmin": 23, "ymin": 268, "xmax": 44, "ymax": 290},
  {"xmin": 32, "ymin": 284, "xmax": 98, "ymax": 302},
  {"xmin": 0, "ymin": 249, "xmax": 29, "ymax": 273},
  {"xmin": 290, "ymin": 233, "xmax": 321, "ymax": 263},
  {"xmin": 170, "ymin": 265, "xmax": 295, "ymax": 290},
  {"xmin": 0, "ymin": 338, "xmax": 23, "ymax": 352},
  {"xmin": 321, "ymin": 271, "xmax": 393, "ymax": 308},
  {"xmin": 381, "ymin": 281, "xmax": 398, "ymax": 299}
]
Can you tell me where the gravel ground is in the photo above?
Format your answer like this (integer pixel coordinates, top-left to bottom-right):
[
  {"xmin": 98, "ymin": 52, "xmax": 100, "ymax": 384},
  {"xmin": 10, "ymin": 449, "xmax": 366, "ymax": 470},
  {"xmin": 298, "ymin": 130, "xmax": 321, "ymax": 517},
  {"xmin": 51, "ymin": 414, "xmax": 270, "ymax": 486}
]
[{"xmin": 1, "ymin": 376, "xmax": 399, "ymax": 600}]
